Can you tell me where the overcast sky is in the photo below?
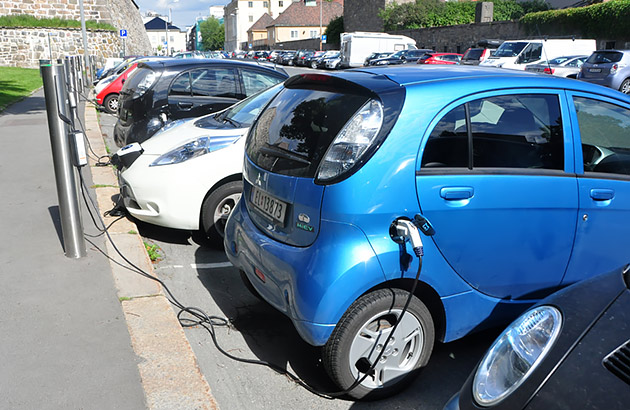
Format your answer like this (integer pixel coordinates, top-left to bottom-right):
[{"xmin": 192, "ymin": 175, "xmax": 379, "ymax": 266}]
[{"xmin": 134, "ymin": 0, "xmax": 228, "ymax": 29}]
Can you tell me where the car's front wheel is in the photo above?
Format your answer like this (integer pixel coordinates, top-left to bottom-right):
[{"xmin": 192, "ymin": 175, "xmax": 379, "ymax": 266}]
[
  {"xmin": 103, "ymin": 93, "xmax": 119, "ymax": 114},
  {"xmin": 620, "ymin": 78, "xmax": 630, "ymax": 94},
  {"xmin": 322, "ymin": 288, "xmax": 434, "ymax": 400},
  {"xmin": 201, "ymin": 181, "xmax": 242, "ymax": 247}
]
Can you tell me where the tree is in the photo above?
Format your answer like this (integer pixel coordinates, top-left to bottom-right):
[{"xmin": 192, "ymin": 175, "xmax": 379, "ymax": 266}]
[
  {"xmin": 199, "ymin": 17, "xmax": 225, "ymax": 51},
  {"xmin": 324, "ymin": 15, "xmax": 343, "ymax": 46}
]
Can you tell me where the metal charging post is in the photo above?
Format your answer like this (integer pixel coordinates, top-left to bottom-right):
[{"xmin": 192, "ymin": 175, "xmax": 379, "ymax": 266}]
[{"xmin": 40, "ymin": 60, "xmax": 87, "ymax": 258}]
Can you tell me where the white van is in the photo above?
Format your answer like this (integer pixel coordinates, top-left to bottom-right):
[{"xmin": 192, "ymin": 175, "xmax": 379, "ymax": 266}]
[
  {"xmin": 480, "ymin": 39, "xmax": 596, "ymax": 70},
  {"xmin": 340, "ymin": 32, "xmax": 417, "ymax": 68}
]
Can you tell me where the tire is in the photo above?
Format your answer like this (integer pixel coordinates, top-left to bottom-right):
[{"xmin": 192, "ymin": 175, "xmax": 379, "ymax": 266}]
[
  {"xmin": 620, "ymin": 78, "xmax": 630, "ymax": 94},
  {"xmin": 200, "ymin": 181, "xmax": 242, "ymax": 247},
  {"xmin": 103, "ymin": 93, "xmax": 119, "ymax": 114},
  {"xmin": 322, "ymin": 288, "xmax": 434, "ymax": 400},
  {"xmin": 311, "ymin": 61, "xmax": 317, "ymax": 69}
]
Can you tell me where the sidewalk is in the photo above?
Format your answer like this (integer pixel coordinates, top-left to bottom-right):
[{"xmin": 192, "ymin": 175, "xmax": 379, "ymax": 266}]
[{"xmin": 0, "ymin": 89, "xmax": 217, "ymax": 409}]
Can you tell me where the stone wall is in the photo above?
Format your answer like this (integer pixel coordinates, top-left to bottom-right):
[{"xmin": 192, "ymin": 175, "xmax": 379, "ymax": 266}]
[
  {"xmin": 0, "ymin": 0, "xmax": 151, "ymax": 68},
  {"xmin": 0, "ymin": 27, "xmax": 120, "ymax": 68},
  {"xmin": 344, "ymin": 0, "xmax": 414, "ymax": 33}
]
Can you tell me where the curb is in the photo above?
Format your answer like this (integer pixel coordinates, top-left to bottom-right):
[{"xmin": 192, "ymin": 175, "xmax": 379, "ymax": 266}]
[{"xmin": 83, "ymin": 102, "xmax": 219, "ymax": 410}]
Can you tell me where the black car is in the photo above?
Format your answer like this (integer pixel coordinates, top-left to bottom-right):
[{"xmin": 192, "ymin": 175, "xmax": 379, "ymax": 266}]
[
  {"xmin": 113, "ymin": 59, "xmax": 288, "ymax": 147},
  {"xmin": 445, "ymin": 264, "xmax": 630, "ymax": 410},
  {"xmin": 279, "ymin": 51, "xmax": 296, "ymax": 65},
  {"xmin": 293, "ymin": 49, "xmax": 316, "ymax": 66},
  {"xmin": 363, "ymin": 52, "xmax": 392, "ymax": 66},
  {"xmin": 369, "ymin": 48, "xmax": 433, "ymax": 65}
]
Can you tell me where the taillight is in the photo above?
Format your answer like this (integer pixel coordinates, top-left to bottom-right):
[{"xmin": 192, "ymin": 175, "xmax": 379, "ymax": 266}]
[
  {"xmin": 543, "ymin": 67, "xmax": 555, "ymax": 74},
  {"xmin": 611, "ymin": 63, "xmax": 619, "ymax": 74},
  {"xmin": 316, "ymin": 99, "xmax": 383, "ymax": 183}
]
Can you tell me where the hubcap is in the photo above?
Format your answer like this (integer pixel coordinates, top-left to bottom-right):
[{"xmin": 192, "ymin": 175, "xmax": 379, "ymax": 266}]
[
  {"xmin": 108, "ymin": 97, "xmax": 118, "ymax": 112},
  {"xmin": 622, "ymin": 81, "xmax": 630, "ymax": 94},
  {"xmin": 348, "ymin": 308, "xmax": 423, "ymax": 389},
  {"xmin": 212, "ymin": 193, "xmax": 241, "ymax": 237}
]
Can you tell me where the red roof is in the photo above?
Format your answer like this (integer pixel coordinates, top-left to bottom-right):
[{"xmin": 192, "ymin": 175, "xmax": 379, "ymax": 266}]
[
  {"xmin": 269, "ymin": 0, "xmax": 343, "ymax": 28},
  {"xmin": 248, "ymin": 13, "xmax": 275, "ymax": 33}
]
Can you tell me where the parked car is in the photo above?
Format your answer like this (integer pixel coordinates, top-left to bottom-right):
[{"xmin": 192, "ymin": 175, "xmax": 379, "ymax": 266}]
[
  {"xmin": 305, "ymin": 51, "xmax": 326, "ymax": 68},
  {"xmin": 417, "ymin": 52, "xmax": 463, "ymax": 65},
  {"xmin": 113, "ymin": 59, "xmax": 288, "ymax": 147},
  {"xmin": 112, "ymin": 84, "xmax": 282, "ymax": 245},
  {"xmin": 525, "ymin": 55, "xmax": 587, "ymax": 78},
  {"xmin": 253, "ymin": 51, "xmax": 269, "ymax": 60},
  {"xmin": 317, "ymin": 51, "xmax": 340, "ymax": 69},
  {"xmin": 369, "ymin": 49, "xmax": 431, "ymax": 65},
  {"xmin": 95, "ymin": 62, "xmax": 139, "ymax": 114},
  {"xmin": 363, "ymin": 52, "xmax": 392, "ymax": 66},
  {"xmin": 294, "ymin": 49, "xmax": 316, "ymax": 66},
  {"xmin": 445, "ymin": 264, "xmax": 630, "ymax": 410},
  {"xmin": 460, "ymin": 48, "xmax": 494, "ymax": 65},
  {"xmin": 279, "ymin": 51, "xmax": 296, "ymax": 65},
  {"xmin": 224, "ymin": 66, "xmax": 630, "ymax": 399},
  {"xmin": 324, "ymin": 53, "xmax": 342, "ymax": 69},
  {"xmin": 578, "ymin": 49, "xmax": 630, "ymax": 94},
  {"xmin": 95, "ymin": 57, "xmax": 123, "ymax": 81}
]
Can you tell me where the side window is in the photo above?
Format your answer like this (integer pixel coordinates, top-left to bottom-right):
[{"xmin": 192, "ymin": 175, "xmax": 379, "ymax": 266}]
[
  {"xmin": 471, "ymin": 94, "xmax": 563, "ymax": 169},
  {"xmin": 422, "ymin": 94, "xmax": 564, "ymax": 170},
  {"xmin": 574, "ymin": 96, "xmax": 630, "ymax": 176},
  {"xmin": 169, "ymin": 72, "xmax": 191, "ymax": 96},
  {"xmin": 189, "ymin": 68, "xmax": 238, "ymax": 98},
  {"xmin": 421, "ymin": 105, "xmax": 468, "ymax": 168},
  {"xmin": 519, "ymin": 43, "xmax": 542, "ymax": 64},
  {"xmin": 241, "ymin": 69, "xmax": 283, "ymax": 96}
]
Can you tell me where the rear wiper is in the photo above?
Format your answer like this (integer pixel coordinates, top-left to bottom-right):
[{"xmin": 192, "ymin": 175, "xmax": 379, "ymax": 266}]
[{"xmin": 260, "ymin": 145, "xmax": 311, "ymax": 165}]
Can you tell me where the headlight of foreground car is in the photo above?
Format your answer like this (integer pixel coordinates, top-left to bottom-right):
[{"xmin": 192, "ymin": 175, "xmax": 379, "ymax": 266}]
[
  {"xmin": 150, "ymin": 136, "xmax": 238, "ymax": 166},
  {"xmin": 473, "ymin": 305, "xmax": 562, "ymax": 406}
]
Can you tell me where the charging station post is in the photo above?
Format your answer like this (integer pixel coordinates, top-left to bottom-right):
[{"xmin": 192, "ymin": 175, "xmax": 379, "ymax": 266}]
[{"xmin": 40, "ymin": 60, "xmax": 87, "ymax": 258}]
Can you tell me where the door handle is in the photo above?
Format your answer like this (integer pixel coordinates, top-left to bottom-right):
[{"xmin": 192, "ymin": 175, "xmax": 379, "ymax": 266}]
[
  {"xmin": 440, "ymin": 187, "xmax": 474, "ymax": 200},
  {"xmin": 590, "ymin": 188, "xmax": 614, "ymax": 201},
  {"xmin": 178, "ymin": 102, "xmax": 193, "ymax": 109}
]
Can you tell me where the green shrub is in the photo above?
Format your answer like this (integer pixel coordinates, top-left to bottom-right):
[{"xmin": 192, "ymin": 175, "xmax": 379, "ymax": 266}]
[
  {"xmin": 0, "ymin": 14, "xmax": 116, "ymax": 31},
  {"xmin": 520, "ymin": 0, "xmax": 630, "ymax": 39},
  {"xmin": 324, "ymin": 15, "xmax": 343, "ymax": 45}
]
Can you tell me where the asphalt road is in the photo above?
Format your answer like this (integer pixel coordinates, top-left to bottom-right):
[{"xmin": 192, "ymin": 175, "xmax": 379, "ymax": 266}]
[{"xmin": 97, "ymin": 64, "xmax": 500, "ymax": 409}]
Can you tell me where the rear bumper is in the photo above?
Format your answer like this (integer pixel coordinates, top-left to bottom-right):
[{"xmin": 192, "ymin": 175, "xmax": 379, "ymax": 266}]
[{"xmin": 224, "ymin": 199, "xmax": 386, "ymax": 346}]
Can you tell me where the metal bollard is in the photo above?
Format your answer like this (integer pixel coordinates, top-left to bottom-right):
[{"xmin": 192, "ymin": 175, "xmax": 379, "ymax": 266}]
[{"xmin": 40, "ymin": 60, "xmax": 86, "ymax": 258}]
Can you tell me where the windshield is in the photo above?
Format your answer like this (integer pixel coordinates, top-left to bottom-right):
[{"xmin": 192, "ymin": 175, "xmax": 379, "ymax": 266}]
[
  {"xmin": 196, "ymin": 83, "xmax": 283, "ymax": 129},
  {"xmin": 493, "ymin": 42, "xmax": 528, "ymax": 58}
]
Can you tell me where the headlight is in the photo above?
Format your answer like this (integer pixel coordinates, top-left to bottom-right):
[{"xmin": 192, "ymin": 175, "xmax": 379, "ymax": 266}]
[
  {"xmin": 473, "ymin": 306, "xmax": 562, "ymax": 406},
  {"xmin": 150, "ymin": 136, "xmax": 239, "ymax": 166}
]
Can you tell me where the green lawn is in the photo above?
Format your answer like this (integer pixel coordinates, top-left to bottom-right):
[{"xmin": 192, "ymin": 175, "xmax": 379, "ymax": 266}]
[{"xmin": 0, "ymin": 66, "xmax": 43, "ymax": 112}]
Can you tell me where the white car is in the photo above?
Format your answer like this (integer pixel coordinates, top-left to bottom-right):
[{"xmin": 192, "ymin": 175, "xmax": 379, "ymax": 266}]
[{"xmin": 113, "ymin": 84, "xmax": 282, "ymax": 246}]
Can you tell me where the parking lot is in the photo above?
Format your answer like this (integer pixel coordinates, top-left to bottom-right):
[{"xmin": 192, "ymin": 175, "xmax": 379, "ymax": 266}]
[{"xmin": 97, "ymin": 65, "xmax": 500, "ymax": 409}]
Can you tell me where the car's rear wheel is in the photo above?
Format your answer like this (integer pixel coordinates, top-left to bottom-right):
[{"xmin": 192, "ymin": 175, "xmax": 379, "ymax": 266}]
[
  {"xmin": 103, "ymin": 93, "xmax": 119, "ymax": 114},
  {"xmin": 620, "ymin": 78, "xmax": 630, "ymax": 94},
  {"xmin": 311, "ymin": 61, "xmax": 317, "ymax": 69},
  {"xmin": 201, "ymin": 181, "xmax": 242, "ymax": 247},
  {"xmin": 322, "ymin": 288, "xmax": 434, "ymax": 400}
]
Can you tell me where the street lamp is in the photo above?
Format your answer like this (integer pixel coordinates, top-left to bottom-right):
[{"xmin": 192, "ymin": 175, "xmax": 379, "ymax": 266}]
[{"xmin": 165, "ymin": 0, "xmax": 179, "ymax": 56}]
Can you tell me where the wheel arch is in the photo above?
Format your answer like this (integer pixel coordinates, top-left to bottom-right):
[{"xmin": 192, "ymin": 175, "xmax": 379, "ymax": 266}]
[
  {"xmin": 198, "ymin": 173, "xmax": 243, "ymax": 224},
  {"xmin": 367, "ymin": 279, "xmax": 446, "ymax": 343}
]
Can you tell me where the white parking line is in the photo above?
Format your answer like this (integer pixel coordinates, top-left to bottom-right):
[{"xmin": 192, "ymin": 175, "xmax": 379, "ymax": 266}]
[{"xmin": 190, "ymin": 262, "xmax": 233, "ymax": 269}]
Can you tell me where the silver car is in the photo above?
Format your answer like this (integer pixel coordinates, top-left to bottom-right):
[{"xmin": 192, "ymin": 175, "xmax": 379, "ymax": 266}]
[
  {"xmin": 578, "ymin": 50, "xmax": 630, "ymax": 94},
  {"xmin": 525, "ymin": 55, "xmax": 587, "ymax": 78}
]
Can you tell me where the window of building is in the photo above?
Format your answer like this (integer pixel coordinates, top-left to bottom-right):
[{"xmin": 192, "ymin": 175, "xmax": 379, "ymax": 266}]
[
  {"xmin": 263, "ymin": 1, "xmax": 268, "ymax": 7},
  {"xmin": 249, "ymin": 15, "xmax": 253, "ymax": 22},
  {"xmin": 279, "ymin": 0, "xmax": 283, "ymax": 6},
  {"xmin": 291, "ymin": 30, "xmax": 298, "ymax": 38},
  {"xmin": 310, "ymin": 30, "xmax": 318, "ymax": 38},
  {"xmin": 248, "ymin": 1, "xmax": 253, "ymax": 7}
]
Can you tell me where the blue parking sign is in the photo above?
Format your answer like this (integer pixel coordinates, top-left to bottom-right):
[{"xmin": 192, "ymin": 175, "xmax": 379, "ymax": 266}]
[{"xmin": 119, "ymin": 29, "xmax": 128, "ymax": 38}]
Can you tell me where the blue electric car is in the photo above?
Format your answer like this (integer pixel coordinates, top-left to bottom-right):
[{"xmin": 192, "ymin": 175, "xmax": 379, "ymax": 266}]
[{"xmin": 224, "ymin": 66, "xmax": 630, "ymax": 399}]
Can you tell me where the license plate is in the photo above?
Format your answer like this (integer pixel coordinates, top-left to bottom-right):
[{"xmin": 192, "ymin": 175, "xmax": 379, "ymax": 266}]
[
  {"xmin": 250, "ymin": 187, "xmax": 287, "ymax": 225},
  {"xmin": 589, "ymin": 68, "xmax": 602, "ymax": 73}
]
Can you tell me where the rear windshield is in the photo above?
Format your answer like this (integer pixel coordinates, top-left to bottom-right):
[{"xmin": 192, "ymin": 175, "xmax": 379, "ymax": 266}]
[
  {"xmin": 463, "ymin": 49, "xmax": 483, "ymax": 60},
  {"xmin": 246, "ymin": 88, "xmax": 368, "ymax": 178},
  {"xmin": 587, "ymin": 51, "xmax": 623, "ymax": 64}
]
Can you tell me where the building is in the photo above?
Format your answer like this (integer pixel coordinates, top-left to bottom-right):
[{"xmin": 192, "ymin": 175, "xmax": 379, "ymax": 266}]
[
  {"xmin": 144, "ymin": 16, "xmax": 187, "ymax": 56},
  {"xmin": 265, "ymin": 0, "xmax": 343, "ymax": 47},
  {"xmin": 224, "ymin": 0, "xmax": 294, "ymax": 52},
  {"xmin": 210, "ymin": 5, "xmax": 225, "ymax": 23},
  {"xmin": 248, "ymin": 13, "xmax": 275, "ymax": 48}
]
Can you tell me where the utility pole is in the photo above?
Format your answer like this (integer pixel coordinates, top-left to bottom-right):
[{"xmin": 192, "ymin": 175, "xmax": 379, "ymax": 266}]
[
  {"xmin": 79, "ymin": 0, "xmax": 92, "ymax": 83},
  {"xmin": 319, "ymin": 0, "xmax": 323, "ymax": 51}
]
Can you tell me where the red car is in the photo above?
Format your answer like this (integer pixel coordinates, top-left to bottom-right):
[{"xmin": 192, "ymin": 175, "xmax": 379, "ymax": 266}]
[
  {"xmin": 95, "ymin": 63, "xmax": 139, "ymax": 114},
  {"xmin": 416, "ymin": 52, "xmax": 463, "ymax": 65}
]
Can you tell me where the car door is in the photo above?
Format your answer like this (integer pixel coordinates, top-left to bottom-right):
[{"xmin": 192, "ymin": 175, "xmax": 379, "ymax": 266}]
[
  {"xmin": 238, "ymin": 68, "xmax": 286, "ymax": 99},
  {"xmin": 562, "ymin": 93, "xmax": 630, "ymax": 285},
  {"xmin": 416, "ymin": 91, "xmax": 578, "ymax": 300},
  {"xmin": 167, "ymin": 67, "xmax": 240, "ymax": 120}
]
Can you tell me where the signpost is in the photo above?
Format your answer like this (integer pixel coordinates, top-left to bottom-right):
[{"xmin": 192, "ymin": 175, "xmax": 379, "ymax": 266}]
[
  {"xmin": 119, "ymin": 29, "xmax": 127, "ymax": 57},
  {"xmin": 322, "ymin": 34, "xmax": 327, "ymax": 44}
]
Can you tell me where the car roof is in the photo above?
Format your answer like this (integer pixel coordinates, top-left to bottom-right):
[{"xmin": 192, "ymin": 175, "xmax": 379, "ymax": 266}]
[
  {"xmin": 140, "ymin": 58, "xmax": 286, "ymax": 73},
  {"xmin": 333, "ymin": 65, "xmax": 630, "ymax": 99}
]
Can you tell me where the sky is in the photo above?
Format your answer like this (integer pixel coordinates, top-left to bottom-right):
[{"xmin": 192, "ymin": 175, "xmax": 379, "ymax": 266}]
[{"xmin": 134, "ymin": 0, "xmax": 228, "ymax": 29}]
